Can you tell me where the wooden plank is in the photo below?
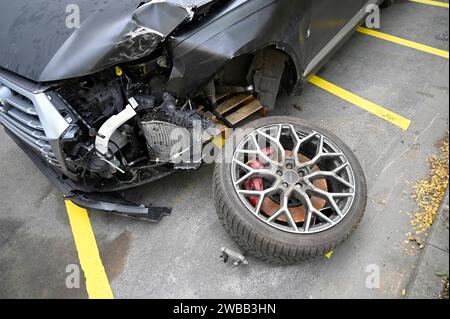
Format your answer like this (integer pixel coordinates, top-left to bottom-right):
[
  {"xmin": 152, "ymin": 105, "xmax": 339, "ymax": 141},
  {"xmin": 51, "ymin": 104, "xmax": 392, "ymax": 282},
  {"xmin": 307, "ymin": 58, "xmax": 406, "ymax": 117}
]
[
  {"xmin": 200, "ymin": 94, "xmax": 264, "ymax": 144},
  {"xmin": 200, "ymin": 95, "xmax": 254, "ymax": 119},
  {"xmin": 216, "ymin": 95, "xmax": 254, "ymax": 115},
  {"xmin": 226, "ymin": 100, "xmax": 263, "ymax": 125},
  {"xmin": 197, "ymin": 93, "xmax": 231, "ymax": 112},
  {"xmin": 197, "ymin": 109, "xmax": 212, "ymax": 120},
  {"xmin": 201, "ymin": 121, "xmax": 228, "ymax": 144},
  {"xmin": 213, "ymin": 122, "xmax": 228, "ymax": 134},
  {"xmin": 204, "ymin": 111, "xmax": 215, "ymax": 120},
  {"xmin": 216, "ymin": 92, "xmax": 231, "ymax": 101},
  {"xmin": 259, "ymin": 107, "xmax": 268, "ymax": 117}
]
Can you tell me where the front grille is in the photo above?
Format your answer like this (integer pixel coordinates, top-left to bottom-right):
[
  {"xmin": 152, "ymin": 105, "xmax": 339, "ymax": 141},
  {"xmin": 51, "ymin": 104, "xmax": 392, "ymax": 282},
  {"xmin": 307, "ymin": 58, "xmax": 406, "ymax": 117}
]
[
  {"xmin": 0, "ymin": 88, "xmax": 60, "ymax": 166},
  {"xmin": 0, "ymin": 70, "xmax": 71, "ymax": 168}
]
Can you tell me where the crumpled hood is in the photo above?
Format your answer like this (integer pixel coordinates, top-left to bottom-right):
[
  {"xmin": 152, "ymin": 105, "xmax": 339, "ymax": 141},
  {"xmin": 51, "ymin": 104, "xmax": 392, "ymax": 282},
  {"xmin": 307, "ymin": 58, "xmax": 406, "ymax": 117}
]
[{"xmin": 0, "ymin": 0, "xmax": 213, "ymax": 82}]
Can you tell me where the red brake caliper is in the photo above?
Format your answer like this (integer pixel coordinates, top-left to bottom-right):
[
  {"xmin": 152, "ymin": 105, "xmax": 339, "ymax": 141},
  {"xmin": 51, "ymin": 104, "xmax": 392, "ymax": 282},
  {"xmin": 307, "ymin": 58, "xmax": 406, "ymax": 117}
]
[{"xmin": 244, "ymin": 148, "xmax": 273, "ymax": 207}]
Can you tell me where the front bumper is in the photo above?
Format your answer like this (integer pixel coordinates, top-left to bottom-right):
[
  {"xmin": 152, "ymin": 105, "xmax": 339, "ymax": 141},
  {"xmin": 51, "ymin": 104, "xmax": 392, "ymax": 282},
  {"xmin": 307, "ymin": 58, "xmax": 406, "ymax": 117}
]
[
  {"xmin": 5, "ymin": 128, "xmax": 172, "ymax": 221},
  {"xmin": 0, "ymin": 68, "xmax": 172, "ymax": 220}
]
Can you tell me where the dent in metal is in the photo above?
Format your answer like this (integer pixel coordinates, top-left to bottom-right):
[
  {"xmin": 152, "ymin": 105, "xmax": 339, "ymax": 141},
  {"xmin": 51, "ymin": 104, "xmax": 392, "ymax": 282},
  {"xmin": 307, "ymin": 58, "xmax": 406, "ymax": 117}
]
[
  {"xmin": 166, "ymin": 0, "xmax": 309, "ymax": 96},
  {"xmin": 0, "ymin": 0, "xmax": 214, "ymax": 82},
  {"xmin": 166, "ymin": 0, "xmax": 379, "ymax": 96}
]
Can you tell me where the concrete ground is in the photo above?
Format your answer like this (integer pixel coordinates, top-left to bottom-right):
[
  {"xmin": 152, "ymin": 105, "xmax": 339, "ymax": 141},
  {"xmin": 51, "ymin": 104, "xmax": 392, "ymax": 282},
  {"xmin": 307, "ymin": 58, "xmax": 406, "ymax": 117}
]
[
  {"xmin": 0, "ymin": 1, "xmax": 448, "ymax": 299},
  {"xmin": 409, "ymin": 192, "xmax": 449, "ymax": 299}
]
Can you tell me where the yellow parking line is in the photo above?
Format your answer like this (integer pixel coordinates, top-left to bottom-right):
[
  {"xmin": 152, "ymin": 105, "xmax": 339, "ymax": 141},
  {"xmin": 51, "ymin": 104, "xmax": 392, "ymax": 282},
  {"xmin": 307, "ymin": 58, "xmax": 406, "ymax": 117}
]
[
  {"xmin": 357, "ymin": 27, "xmax": 449, "ymax": 59},
  {"xmin": 212, "ymin": 135, "xmax": 226, "ymax": 149},
  {"xmin": 308, "ymin": 75, "xmax": 411, "ymax": 131},
  {"xmin": 410, "ymin": 0, "xmax": 449, "ymax": 8},
  {"xmin": 65, "ymin": 201, "xmax": 114, "ymax": 299}
]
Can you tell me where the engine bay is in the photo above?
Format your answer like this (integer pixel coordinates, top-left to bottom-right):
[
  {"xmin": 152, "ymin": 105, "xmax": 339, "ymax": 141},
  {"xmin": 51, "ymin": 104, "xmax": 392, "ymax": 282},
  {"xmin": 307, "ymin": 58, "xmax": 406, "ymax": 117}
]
[{"xmin": 55, "ymin": 48, "xmax": 219, "ymax": 190}]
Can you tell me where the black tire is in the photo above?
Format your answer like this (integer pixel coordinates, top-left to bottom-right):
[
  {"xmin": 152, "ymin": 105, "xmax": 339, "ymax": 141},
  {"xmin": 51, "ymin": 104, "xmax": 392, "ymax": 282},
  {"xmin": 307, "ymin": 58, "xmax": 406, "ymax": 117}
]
[{"xmin": 213, "ymin": 116, "xmax": 367, "ymax": 264}]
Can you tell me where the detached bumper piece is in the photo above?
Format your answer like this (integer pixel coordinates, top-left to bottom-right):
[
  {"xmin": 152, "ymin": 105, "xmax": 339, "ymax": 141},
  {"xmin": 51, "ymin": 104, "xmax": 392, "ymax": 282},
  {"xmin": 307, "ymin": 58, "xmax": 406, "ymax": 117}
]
[
  {"xmin": 68, "ymin": 194, "xmax": 172, "ymax": 222},
  {"xmin": 7, "ymin": 129, "xmax": 172, "ymax": 222}
]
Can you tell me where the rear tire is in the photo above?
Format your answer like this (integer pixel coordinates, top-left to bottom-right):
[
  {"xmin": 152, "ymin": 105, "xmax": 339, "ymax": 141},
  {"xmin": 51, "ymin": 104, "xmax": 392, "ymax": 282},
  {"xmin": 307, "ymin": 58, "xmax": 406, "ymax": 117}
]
[{"xmin": 213, "ymin": 117, "xmax": 367, "ymax": 264}]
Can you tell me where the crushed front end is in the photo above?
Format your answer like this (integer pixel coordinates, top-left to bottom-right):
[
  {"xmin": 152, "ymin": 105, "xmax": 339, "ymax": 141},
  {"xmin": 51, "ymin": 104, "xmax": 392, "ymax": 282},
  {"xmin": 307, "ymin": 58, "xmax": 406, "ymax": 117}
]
[
  {"xmin": 0, "ymin": 53, "xmax": 216, "ymax": 219},
  {"xmin": 0, "ymin": 0, "xmax": 303, "ymax": 218}
]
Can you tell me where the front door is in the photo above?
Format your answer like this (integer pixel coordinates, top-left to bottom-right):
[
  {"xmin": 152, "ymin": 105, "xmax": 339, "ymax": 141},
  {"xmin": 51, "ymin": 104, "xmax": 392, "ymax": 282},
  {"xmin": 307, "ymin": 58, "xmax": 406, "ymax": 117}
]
[{"xmin": 307, "ymin": 0, "xmax": 366, "ymax": 63}]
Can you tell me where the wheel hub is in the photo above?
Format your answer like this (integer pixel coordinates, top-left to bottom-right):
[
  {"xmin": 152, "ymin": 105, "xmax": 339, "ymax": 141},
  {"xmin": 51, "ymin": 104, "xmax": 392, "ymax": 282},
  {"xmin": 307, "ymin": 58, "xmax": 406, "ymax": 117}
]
[
  {"xmin": 282, "ymin": 170, "xmax": 300, "ymax": 185},
  {"xmin": 232, "ymin": 124, "xmax": 356, "ymax": 234},
  {"xmin": 246, "ymin": 151, "xmax": 328, "ymax": 224}
]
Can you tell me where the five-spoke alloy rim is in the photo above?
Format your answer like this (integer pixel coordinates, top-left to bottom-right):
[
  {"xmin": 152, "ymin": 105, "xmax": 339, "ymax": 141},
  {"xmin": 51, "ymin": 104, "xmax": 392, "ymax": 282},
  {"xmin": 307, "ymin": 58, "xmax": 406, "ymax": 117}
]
[{"xmin": 231, "ymin": 124, "xmax": 356, "ymax": 234}]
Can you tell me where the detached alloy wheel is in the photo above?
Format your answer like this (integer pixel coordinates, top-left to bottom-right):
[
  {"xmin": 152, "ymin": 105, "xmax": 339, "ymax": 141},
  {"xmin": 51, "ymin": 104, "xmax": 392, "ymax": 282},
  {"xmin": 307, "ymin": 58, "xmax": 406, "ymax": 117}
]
[{"xmin": 213, "ymin": 117, "xmax": 367, "ymax": 264}]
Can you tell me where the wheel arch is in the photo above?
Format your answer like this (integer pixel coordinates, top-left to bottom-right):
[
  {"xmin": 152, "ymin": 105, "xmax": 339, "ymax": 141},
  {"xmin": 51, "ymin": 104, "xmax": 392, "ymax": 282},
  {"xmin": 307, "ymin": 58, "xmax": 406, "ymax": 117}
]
[
  {"xmin": 166, "ymin": 0, "xmax": 308, "ymax": 97},
  {"xmin": 218, "ymin": 42, "xmax": 303, "ymax": 92}
]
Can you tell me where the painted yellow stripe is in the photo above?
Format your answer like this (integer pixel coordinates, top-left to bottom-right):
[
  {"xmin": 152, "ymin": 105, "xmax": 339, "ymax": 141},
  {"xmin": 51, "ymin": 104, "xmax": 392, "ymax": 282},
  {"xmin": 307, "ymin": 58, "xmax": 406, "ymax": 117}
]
[
  {"xmin": 65, "ymin": 201, "xmax": 114, "ymax": 299},
  {"xmin": 212, "ymin": 135, "xmax": 226, "ymax": 149},
  {"xmin": 410, "ymin": 0, "xmax": 449, "ymax": 8},
  {"xmin": 357, "ymin": 27, "xmax": 449, "ymax": 59},
  {"xmin": 308, "ymin": 75, "xmax": 411, "ymax": 131}
]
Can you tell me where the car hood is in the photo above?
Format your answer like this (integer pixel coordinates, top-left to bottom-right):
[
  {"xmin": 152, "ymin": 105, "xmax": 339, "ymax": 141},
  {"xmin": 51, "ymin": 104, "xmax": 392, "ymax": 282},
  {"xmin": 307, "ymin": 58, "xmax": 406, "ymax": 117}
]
[{"xmin": 0, "ymin": 0, "xmax": 214, "ymax": 82}]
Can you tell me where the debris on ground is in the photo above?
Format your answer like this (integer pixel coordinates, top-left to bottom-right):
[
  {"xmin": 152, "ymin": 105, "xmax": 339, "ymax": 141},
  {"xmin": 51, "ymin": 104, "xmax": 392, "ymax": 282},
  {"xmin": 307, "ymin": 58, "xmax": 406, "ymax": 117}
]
[
  {"xmin": 440, "ymin": 277, "xmax": 449, "ymax": 299},
  {"xmin": 436, "ymin": 272, "xmax": 449, "ymax": 299},
  {"xmin": 404, "ymin": 134, "xmax": 449, "ymax": 255},
  {"xmin": 220, "ymin": 247, "xmax": 249, "ymax": 266}
]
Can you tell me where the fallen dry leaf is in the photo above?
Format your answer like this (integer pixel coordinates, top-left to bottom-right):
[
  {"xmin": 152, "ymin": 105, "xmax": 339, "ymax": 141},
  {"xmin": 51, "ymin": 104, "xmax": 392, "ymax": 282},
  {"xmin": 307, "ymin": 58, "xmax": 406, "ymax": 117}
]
[{"xmin": 405, "ymin": 134, "xmax": 449, "ymax": 253}]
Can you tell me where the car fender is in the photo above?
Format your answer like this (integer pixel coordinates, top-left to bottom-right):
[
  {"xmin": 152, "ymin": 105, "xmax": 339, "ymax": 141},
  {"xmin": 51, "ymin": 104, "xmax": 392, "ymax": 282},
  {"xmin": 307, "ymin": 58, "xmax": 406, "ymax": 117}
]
[{"xmin": 167, "ymin": 0, "xmax": 310, "ymax": 96}]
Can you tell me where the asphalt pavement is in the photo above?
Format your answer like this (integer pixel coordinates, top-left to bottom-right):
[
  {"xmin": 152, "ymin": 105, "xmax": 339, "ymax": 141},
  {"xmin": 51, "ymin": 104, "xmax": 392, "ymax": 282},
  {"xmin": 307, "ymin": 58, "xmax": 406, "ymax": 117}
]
[{"xmin": 0, "ymin": 0, "xmax": 448, "ymax": 299}]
